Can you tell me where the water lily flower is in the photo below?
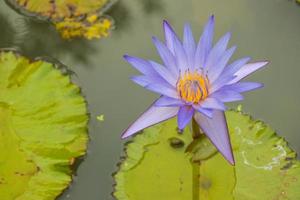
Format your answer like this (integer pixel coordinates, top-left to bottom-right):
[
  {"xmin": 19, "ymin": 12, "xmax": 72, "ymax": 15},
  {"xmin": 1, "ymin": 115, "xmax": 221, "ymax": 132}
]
[{"xmin": 122, "ymin": 16, "xmax": 268, "ymax": 165}]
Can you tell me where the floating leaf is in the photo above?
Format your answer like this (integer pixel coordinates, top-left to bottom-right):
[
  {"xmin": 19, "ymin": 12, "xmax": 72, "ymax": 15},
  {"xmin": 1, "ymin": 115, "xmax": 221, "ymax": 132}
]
[
  {"xmin": 114, "ymin": 110, "xmax": 300, "ymax": 200},
  {"xmin": 5, "ymin": 0, "xmax": 114, "ymax": 39},
  {"xmin": 0, "ymin": 50, "xmax": 88, "ymax": 199}
]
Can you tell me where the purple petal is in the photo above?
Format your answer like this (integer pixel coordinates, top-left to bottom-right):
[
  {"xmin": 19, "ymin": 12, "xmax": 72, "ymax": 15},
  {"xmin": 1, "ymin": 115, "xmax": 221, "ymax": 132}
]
[
  {"xmin": 215, "ymin": 57, "xmax": 251, "ymax": 84},
  {"xmin": 211, "ymin": 89, "xmax": 244, "ymax": 102},
  {"xmin": 193, "ymin": 110, "xmax": 235, "ymax": 165},
  {"xmin": 146, "ymin": 83, "xmax": 179, "ymax": 99},
  {"xmin": 208, "ymin": 46, "xmax": 237, "ymax": 83},
  {"xmin": 210, "ymin": 74, "xmax": 236, "ymax": 93},
  {"xmin": 224, "ymin": 82, "xmax": 264, "ymax": 93},
  {"xmin": 192, "ymin": 104, "xmax": 213, "ymax": 118},
  {"xmin": 155, "ymin": 96, "xmax": 185, "ymax": 107},
  {"xmin": 130, "ymin": 76, "xmax": 149, "ymax": 87},
  {"xmin": 122, "ymin": 103, "xmax": 179, "ymax": 138},
  {"xmin": 177, "ymin": 106, "xmax": 194, "ymax": 130},
  {"xmin": 228, "ymin": 61, "xmax": 268, "ymax": 84},
  {"xmin": 163, "ymin": 20, "xmax": 179, "ymax": 54},
  {"xmin": 183, "ymin": 23, "xmax": 196, "ymax": 69},
  {"xmin": 152, "ymin": 37, "xmax": 178, "ymax": 76},
  {"xmin": 205, "ymin": 32, "xmax": 231, "ymax": 70},
  {"xmin": 173, "ymin": 35, "xmax": 188, "ymax": 71},
  {"xmin": 124, "ymin": 55, "xmax": 157, "ymax": 75},
  {"xmin": 150, "ymin": 61, "xmax": 177, "ymax": 86},
  {"xmin": 194, "ymin": 15, "xmax": 215, "ymax": 69},
  {"xmin": 201, "ymin": 98, "xmax": 226, "ymax": 110},
  {"xmin": 130, "ymin": 75, "xmax": 168, "ymax": 87}
]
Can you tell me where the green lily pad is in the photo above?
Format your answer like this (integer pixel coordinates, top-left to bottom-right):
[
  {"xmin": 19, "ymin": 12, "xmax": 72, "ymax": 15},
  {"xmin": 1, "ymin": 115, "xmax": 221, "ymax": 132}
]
[
  {"xmin": 0, "ymin": 50, "xmax": 88, "ymax": 200},
  {"xmin": 114, "ymin": 110, "xmax": 300, "ymax": 200},
  {"xmin": 5, "ymin": 0, "xmax": 114, "ymax": 39}
]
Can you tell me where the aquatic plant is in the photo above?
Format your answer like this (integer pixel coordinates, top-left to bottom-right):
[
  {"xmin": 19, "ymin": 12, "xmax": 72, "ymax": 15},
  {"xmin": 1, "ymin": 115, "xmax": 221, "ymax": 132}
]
[
  {"xmin": 114, "ymin": 110, "xmax": 300, "ymax": 200},
  {"xmin": 122, "ymin": 16, "xmax": 268, "ymax": 164},
  {"xmin": 0, "ymin": 50, "xmax": 88, "ymax": 199},
  {"xmin": 5, "ymin": 0, "xmax": 114, "ymax": 39}
]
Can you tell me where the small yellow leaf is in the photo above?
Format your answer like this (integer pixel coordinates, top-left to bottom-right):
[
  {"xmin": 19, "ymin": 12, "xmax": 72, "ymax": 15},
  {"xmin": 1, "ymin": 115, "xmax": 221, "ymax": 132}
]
[{"xmin": 97, "ymin": 114, "xmax": 105, "ymax": 122}]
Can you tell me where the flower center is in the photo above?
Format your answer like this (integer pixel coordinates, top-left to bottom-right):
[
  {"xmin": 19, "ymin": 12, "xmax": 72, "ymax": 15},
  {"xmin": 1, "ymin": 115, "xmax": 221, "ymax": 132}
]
[{"xmin": 176, "ymin": 71, "xmax": 209, "ymax": 103}]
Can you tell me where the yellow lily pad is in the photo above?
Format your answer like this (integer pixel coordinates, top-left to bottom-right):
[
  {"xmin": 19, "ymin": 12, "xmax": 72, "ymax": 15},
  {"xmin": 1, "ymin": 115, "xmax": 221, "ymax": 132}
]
[
  {"xmin": 0, "ymin": 50, "xmax": 88, "ymax": 199},
  {"xmin": 114, "ymin": 110, "xmax": 300, "ymax": 200},
  {"xmin": 5, "ymin": 0, "xmax": 114, "ymax": 39}
]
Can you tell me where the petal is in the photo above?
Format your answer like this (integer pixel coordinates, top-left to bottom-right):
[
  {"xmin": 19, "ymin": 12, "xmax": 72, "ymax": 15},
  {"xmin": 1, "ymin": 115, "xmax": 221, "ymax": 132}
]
[
  {"xmin": 215, "ymin": 57, "xmax": 251, "ymax": 84},
  {"xmin": 205, "ymin": 32, "xmax": 231, "ymax": 70},
  {"xmin": 146, "ymin": 83, "xmax": 179, "ymax": 99},
  {"xmin": 177, "ymin": 106, "xmax": 194, "ymax": 130},
  {"xmin": 152, "ymin": 37, "xmax": 178, "ymax": 76},
  {"xmin": 227, "ymin": 61, "xmax": 268, "ymax": 84},
  {"xmin": 150, "ymin": 61, "xmax": 177, "ymax": 86},
  {"xmin": 130, "ymin": 76, "xmax": 149, "ymax": 87},
  {"xmin": 173, "ymin": 35, "xmax": 188, "ymax": 71},
  {"xmin": 155, "ymin": 96, "xmax": 185, "ymax": 107},
  {"xmin": 210, "ymin": 74, "xmax": 236, "ymax": 93},
  {"xmin": 192, "ymin": 104, "xmax": 213, "ymax": 118},
  {"xmin": 183, "ymin": 23, "xmax": 196, "ymax": 69},
  {"xmin": 194, "ymin": 15, "xmax": 215, "ymax": 69},
  {"xmin": 224, "ymin": 82, "xmax": 264, "ymax": 93},
  {"xmin": 201, "ymin": 97, "xmax": 226, "ymax": 110},
  {"xmin": 122, "ymin": 103, "xmax": 179, "ymax": 138},
  {"xmin": 163, "ymin": 20, "xmax": 179, "ymax": 54},
  {"xmin": 208, "ymin": 46, "xmax": 237, "ymax": 83},
  {"xmin": 130, "ymin": 75, "xmax": 168, "ymax": 87},
  {"xmin": 211, "ymin": 89, "xmax": 244, "ymax": 102},
  {"xmin": 124, "ymin": 55, "xmax": 156, "ymax": 75},
  {"xmin": 193, "ymin": 110, "xmax": 235, "ymax": 165}
]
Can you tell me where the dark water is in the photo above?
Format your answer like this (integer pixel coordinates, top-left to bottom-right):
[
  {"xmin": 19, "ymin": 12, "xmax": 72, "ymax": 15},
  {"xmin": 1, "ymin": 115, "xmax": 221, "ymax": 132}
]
[{"xmin": 1, "ymin": 0, "xmax": 300, "ymax": 199}]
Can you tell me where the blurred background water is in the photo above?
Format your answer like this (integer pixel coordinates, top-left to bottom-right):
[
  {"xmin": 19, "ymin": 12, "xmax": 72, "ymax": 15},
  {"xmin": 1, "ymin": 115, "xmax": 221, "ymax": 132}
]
[{"xmin": 0, "ymin": 0, "xmax": 300, "ymax": 199}]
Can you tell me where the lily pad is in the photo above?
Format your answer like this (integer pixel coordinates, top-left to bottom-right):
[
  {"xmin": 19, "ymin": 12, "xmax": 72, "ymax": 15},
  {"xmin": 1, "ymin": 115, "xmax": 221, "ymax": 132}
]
[
  {"xmin": 0, "ymin": 50, "xmax": 88, "ymax": 199},
  {"xmin": 5, "ymin": 0, "xmax": 114, "ymax": 39},
  {"xmin": 114, "ymin": 110, "xmax": 300, "ymax": 200}
]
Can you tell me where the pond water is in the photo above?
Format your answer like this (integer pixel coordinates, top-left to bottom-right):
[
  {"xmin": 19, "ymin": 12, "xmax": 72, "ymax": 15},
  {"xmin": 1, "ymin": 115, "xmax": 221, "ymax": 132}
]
[{"xmin": 1, "ymin": 0, "xmax": 300, "ymax": 199}]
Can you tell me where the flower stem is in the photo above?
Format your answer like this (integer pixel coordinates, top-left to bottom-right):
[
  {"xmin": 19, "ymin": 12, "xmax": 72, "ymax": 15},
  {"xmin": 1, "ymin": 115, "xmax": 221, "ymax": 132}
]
[
  {"xmin": 192, "ymin": 118, "xmax": 203, "ymax": 139},
  {"xmin": 192, "ymin": 161, "xmax": 200, "ymax": 200},
  {"xmin": 191, "ymin": 118, "xmax": 201, "ymax": 200}
]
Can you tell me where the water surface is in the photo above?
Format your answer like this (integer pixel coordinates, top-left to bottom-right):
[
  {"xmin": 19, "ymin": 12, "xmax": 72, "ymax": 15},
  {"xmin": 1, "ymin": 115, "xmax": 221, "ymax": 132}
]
[{"xmin": 0, "ymin": 0, "xmax": 300, "ymax": 199}]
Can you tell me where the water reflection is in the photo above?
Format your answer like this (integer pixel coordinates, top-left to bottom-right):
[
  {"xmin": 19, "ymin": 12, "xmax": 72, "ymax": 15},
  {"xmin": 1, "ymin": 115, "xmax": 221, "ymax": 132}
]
[
  {"xmin": 0, "ymin": 13, "xmax": 16, "ymax": 49},
  {"xmin": 139, "ymin": 0, "xmax": 165, "ymax": 14},
  {"xmin": 16, "ymin": 19, "xmax": 98, "ymax": 66},
  {"xmin": 0, "ymin": 0, "xmax": 166, "ymax": 66},
  {"xmin": 107, "ymin": 0, "xmax": 165, "ymax": 33},
  {"xmin": 107, "ymin": 1, "xmax": 132, "ymax": 33}
]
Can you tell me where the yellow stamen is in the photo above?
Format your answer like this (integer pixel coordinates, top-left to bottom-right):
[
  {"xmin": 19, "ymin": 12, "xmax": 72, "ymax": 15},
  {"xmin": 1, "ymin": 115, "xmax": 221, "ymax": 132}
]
[{"xmin": 176, "ymin": 71, "xmax": 209, "ymax": 103}]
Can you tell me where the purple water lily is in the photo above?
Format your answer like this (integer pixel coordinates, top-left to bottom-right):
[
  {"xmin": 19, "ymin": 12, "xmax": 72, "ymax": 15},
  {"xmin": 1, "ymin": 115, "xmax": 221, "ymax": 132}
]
[{"xmin": 122, "ymin": 16, "xmax": 268, "ymax": 165}]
